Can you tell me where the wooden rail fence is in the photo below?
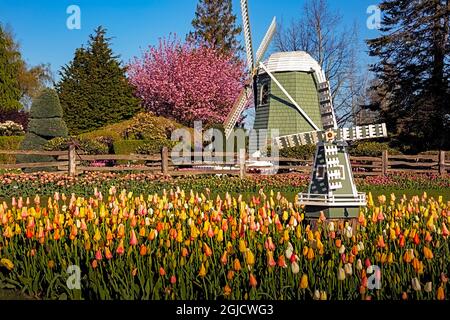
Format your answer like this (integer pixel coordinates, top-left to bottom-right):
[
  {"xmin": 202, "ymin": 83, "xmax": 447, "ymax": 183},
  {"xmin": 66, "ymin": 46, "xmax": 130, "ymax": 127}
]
[{"xmin": 0, "ymin": 148, "xmax": 448, "ymax": 178}]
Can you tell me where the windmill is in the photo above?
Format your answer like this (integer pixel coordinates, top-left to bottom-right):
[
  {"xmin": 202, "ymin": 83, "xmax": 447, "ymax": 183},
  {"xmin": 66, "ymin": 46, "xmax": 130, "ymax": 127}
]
[{"xmin": 223, "ymin": 0, "xmax": 388, "ymax": 219}]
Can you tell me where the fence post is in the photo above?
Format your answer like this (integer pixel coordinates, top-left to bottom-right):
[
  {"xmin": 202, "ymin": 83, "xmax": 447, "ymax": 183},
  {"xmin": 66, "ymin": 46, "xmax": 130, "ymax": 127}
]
[
  {"xmin": 161, "ymin": 147, "xmax": 169, "ymax": 176},
  {"xmin": 439, "ymin": 151, "xmax": 446, "ymax": 176},
  {"xmin": 239, "ymin": 148, "xmax": 246, "ymax": 179},
  {"xmin": 68, "ymin": 144, "xmax": 76, "ymax": 177},
  {"xmin": 382, "ymin": 150, "xmax": 389, "ymax": 177}
]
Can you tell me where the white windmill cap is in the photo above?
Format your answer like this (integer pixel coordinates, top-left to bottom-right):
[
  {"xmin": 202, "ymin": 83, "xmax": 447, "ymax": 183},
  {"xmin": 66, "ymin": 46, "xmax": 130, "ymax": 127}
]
[{"xmin": 260, "ymin": 51, "xmax": 327, "ymax": 83}]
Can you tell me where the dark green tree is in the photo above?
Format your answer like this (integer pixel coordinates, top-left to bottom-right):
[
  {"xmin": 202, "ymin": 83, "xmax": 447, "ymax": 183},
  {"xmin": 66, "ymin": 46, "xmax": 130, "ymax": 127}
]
[
  {"xmin": 367, "ymin": 0, "xmax": 450, "ymax": 152},
  {"xmin": 18, "ymin": 88, "xmax": 68, "ymax": 170},
  {"xmin": 57, "ymin": 26, "xmax": 141, "ymax": 134},
  {"xmin": 188, "ymin": 0, "xmax": 242, "ymax": 55},
  {"xmin": 0, "ymin": 24, "xmax": 22, "ymax": 112}
]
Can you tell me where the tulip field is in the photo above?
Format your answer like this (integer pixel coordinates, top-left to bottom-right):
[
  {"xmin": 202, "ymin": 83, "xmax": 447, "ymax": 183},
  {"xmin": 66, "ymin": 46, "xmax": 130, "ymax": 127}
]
[{"xmin": 0, "ymin": 177, "xmax": 449, "ymax": 300}]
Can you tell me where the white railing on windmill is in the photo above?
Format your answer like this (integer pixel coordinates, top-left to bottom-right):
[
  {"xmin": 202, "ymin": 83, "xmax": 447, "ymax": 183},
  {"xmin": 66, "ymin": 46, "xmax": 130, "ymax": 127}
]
[{"xmin": 224, "ymin": 0, "xmax": 276, "ymax": 139}]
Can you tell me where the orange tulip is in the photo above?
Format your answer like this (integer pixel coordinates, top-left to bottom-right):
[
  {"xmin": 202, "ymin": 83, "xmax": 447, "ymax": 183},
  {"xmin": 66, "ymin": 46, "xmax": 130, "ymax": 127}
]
[
  {"xmin": 413, "ymin": 233, "xmax": 420, "ymax": 245},
  {"xmin": 139, "ymin": 244, "xmax": 147, "ymax": 256},
  {"xmin": 437, "ymin": 286, "xmax": 445, "ymax": 300},
  {"xmin": 233, "ymin": 259, "xmax": 241, "ymax": 272},
  {"xmin": 159, "ymin": 267, "xmax": 166, "ymax": 276},
  {"xmin": 117, "ymin": 224, "xmax": 125, "ymax": 239},
  {"xmin": 105, "ymin": 247, "xmax": 113, "ymax": 260},
  {"xmin": 423, "ymin": 247, "xmax": 434, "ymax": 260},
  {"xmin": 203, "ymin": 243, "xmax": 213, "ymax": 257},
  {"xmin": 249, "ymin": 273, "xmax": 258, "ymax": 288},
  {"xmin": 335, "ymin": 239, "xmax": 342, "ymax": 248},
  {"xmin": 220, "ymin": 251, "xmax": 228, "ymax": 265},
  {"xmin": 267, "ymin": 251, "xmax": 276, "ymax": 267},
  {"xmin": 277, "ymin": 255, "xmax": 287, "ymax": 268},
  {"xmin": 377, "ymin": 235, "xmax": 386, "ymax": 248},
  {"xmin": 224, "ymin": 284, "xmax": 232, "ymax": 296}
]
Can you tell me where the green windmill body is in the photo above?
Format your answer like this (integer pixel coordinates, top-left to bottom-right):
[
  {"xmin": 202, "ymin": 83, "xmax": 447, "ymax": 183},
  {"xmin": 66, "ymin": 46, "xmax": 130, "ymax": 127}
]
[
  {"xmin": 254, "ymin": 52, "xmax": 325, "ymax": 137},
  {"xmin": 224, "ymin": 0, "xmax": 388, "ymax": 219}
]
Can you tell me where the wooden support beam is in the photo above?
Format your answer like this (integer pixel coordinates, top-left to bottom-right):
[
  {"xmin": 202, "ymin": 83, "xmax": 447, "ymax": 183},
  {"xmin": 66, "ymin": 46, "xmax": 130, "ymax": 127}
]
[
  {"xmin": 439, "ymin": 151, "xmax": 447, "ymax": 176},
  {"xmin": 239, "ymin": 148, "xmax": 247, "ymax": 179},
  {"xmin": 161, "ymin": 147, "xmax": 170, "ymax": 176},
  {"xmin": 68, "ymin": 144, "xmax": 77, "ymax": 177},
  {"xmin": 382, "ymin": 150, "xmax": 389, "ymax": 177}
]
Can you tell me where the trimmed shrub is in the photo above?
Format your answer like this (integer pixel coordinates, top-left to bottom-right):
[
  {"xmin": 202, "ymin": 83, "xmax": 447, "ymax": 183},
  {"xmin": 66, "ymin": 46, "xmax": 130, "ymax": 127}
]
[
  {"xmin": 79, "ymin": 120, "xmax": 134, "ymax": 144},
  {"xmin": 0, "ymin": 136, "xmax": 24, "ymax": 164},
  {"xmin": 278, "ymin": 144, "xmax": 317, "ymax": 160},
  {"xmin": 18, "ymin": 89, "xmax": 69, "ymax": 171},
  {"xmin": 29, "ymin": 89, "xmax": 64, "ymax": 119},
  {"xmin": 348, "ymin": 141, "xmax": 400, "ymax": 157},
  {"xmin": 45, "ymin": 137, "xmax": 108, "ymax": 155},
  {"xmin": 29, "ymin": 118, "xmax": 69, "ymax": 138},
  {"xmin": 122, "ymin": 112, "xmax": 183, "ymax": 140},
  {"xmin": 16, "ymin": 133, "xmax": 55, "ymax": 165},
  {"xmin": 135, "ymin": 140, "xmax": 178, "ymax": 155}
]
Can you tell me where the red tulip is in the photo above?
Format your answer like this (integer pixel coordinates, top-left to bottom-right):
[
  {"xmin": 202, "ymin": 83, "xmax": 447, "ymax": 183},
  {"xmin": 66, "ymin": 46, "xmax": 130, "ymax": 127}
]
[
  {"xmin": 116, "ymin": 239, "xmax": 125, "ymax": 255},
  {"xmin": 95, "ymin": 250, "xmax": 102, "ymax": 261}
]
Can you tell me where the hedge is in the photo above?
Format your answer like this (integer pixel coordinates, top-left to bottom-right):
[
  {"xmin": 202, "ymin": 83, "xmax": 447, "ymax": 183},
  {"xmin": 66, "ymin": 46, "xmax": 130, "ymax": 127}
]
[
  {"xmin": 0, "ymin": 136, "xmax": 24, "ymax": 164},
  {"xmin": 113, "ymin": 140, "xmax": 150, "ymax": 155}
]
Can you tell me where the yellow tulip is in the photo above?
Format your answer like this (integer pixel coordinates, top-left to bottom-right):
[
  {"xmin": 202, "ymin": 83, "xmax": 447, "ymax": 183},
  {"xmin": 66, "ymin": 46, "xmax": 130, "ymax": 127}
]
[
  {"xmin": 0, "ymin": 258, "xmax": 14, "ymax": 271},
  {"xmin": 217, "ymin": 230, "xmax": 224, "ymax": 242},
  {"xmin": 176, "ymin": 230, "xmax": 183, "ymax": 243},
  {"xmin": 245, "ymin": 250, "xmax": 255, "ymax": 268},
  {"xmin": 239, "ymin": 239, "xmax": 247, "ymax": 253},
  {"xmin": 93, "ymin": 228, "xmax": 101, "ymax": 242},
  {"xmin": 307, "ymin": 247, "xmax": 315, "ymax": 261},
  {"xmin": 300, "ymin": 274, "xmax": 308, "ymax": 289},
  {"xmin": 302, "ymin": 246, "xmax": 309, "ymax": 257},
  {"xmin": 198, "ymin": 263, "xmax": 207, "ymax": 277}
]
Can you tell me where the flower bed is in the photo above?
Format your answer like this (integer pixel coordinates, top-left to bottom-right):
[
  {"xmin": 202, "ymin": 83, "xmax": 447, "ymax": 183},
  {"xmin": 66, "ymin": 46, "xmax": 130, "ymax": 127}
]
[
  {"xmin": 0, "ymin": 172, "xmax": 448, "ymax": 200},
  {"xmin": 0, "ymin": 189, "xmax": 449, "ymax": 300}
]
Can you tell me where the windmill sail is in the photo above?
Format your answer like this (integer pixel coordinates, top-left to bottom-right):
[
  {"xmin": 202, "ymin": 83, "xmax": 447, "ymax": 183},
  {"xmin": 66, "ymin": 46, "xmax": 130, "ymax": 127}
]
[
  {"xmin": 224, "ymin": 0, "xmax": 276, "ymax": 139},
  {"xmin": 241, "ymin": 0, "xmax": 254, "ymax": 71}
]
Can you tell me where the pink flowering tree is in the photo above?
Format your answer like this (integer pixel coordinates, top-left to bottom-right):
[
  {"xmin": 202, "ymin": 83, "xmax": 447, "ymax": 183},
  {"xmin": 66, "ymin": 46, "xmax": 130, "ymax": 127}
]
[{"xmin": 128, "ymin": 36, "xmax": 246, "ymax": 127}]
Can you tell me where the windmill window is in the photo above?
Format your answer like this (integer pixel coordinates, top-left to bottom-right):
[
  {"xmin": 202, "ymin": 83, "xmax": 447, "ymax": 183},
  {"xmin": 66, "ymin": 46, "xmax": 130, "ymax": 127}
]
[
  {"xmin": 316, "ymin": 165, "xmax": 326, "ymax": 180},
  {"xmin": 260, "ymin": 84, "xmax": 269, "ymax": 106}
]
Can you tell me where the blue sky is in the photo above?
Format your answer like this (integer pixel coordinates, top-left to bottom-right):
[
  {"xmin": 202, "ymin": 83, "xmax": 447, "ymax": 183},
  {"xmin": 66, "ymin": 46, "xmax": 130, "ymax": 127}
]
[{"xmin": 0, "ymin": 0, "xmax": 380, "ymax": 80}]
